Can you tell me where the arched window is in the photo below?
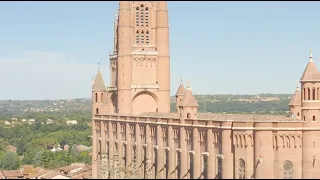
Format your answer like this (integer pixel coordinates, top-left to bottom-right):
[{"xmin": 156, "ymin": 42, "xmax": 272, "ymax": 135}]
[
  {"xmin": 297, "ymin": 112, "xmax": 300, "ymax": 117},
  {"xmin": 140, "ymin": 5, "xmax": 144, "ymax": 26},
  {"xmin": 96, "ymin": 108, "xmax": 99, "ymax": 114},
  {"xmin": 313, "ymin": 116, "xmax": 316, "ymax": 121},
  {"xmin": 101, "ymin": 93, "xmax": 104, "ymax": 103},
  {"xmin": 136, "ymin": 30, "xmax": 139, "ymax": 44},
  {"xmin": 313, "ymin": 88, "xmax": 316, "ymax": 100},
  {"xmin": 303, "ymin": 88, "xmax": 306, "ymax": 100},
  {"xmin": 308, "ymin": 88, "xmax": 311, "ymax": 100},
  {"xmin": 133, "ymin": 145, "xmax": 137, "ymax": 161},
  {"xmin": 318, "ymin": 88, "xmax": 320, "ymax": 100},
  {"xmin": 136, "ymin": 7, "xmax": 139, "ymax": 26},
  {"xmin": 303, "ymin": 116, "xmax": 306, "ymax": 121},
  {"xmin": 187, "ymin": 113, "xmax": 191, "ymax": 119},
  {"xmin": 145, "ymin": 7, "xmax": 149, "ymax": 26},
  {"xmin": 238, "ymin": 158, "xmax": 245, "ymax": 179},
  {"xmin": 203, "ymin": 155, "xmax": 208, "ymax": 179},
  {"xmin": 146, "ymin": 30, "xmax": 150, "ymax": 44},
  {"xmin": 141, "ymin": 30, "xmax": 145, "ymax": 44},
  {"xmin": 95, "ymin": 93, "xmax": 98, "ymax": 102},
  {"xmin": 283, "ymin": 160, "xmax": 293, "ymax": 179},
  {"xmin": 189, "ymin": 153, "xmax": 194, "ymax": 178}
]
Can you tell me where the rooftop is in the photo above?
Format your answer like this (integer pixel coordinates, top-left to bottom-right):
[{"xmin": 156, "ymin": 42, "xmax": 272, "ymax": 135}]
[{"xmin": 136, "ymin": 112, "xmax": 297, "ymax": 122}]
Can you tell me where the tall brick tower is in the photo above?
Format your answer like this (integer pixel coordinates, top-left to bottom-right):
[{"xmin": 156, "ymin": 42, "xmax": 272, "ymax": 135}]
[{"xmin": 109, "ymin": 1, "xmax": 170, "ymax": 115}]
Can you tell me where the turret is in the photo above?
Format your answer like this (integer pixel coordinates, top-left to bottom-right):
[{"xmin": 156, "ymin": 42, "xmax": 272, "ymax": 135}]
[
  {"xmin": 117, "ymin": 1, "xmax": 133, "ymax": 114},
  {"xmin": 288, "ymin": 82, "xmax": 301, "ymax": 119},
  {"xmin": 156, "ymin": 1, "xmax": 171, "ymax": 113},
  {"xmin": 92, "ymin": 64, "xmax": 109, "ymax": 115},
  {"xmin": 179, "ymin": 81, "xmax": 199, "ymax": 119},
  {"xmin": 300, "ymin": 49, "xmax": 320, "ymax": 121},
  {"xmin": 300, "ymin": 49, "xmax": 320, "ymax": 178},
  {"xmin": 175, "ymin": 78, "xmax": 186, "ymax": 113}
]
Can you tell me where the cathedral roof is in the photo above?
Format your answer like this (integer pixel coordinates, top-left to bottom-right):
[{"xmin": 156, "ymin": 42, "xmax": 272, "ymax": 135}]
[
  {"xmin": 300, "ymin": 49, "xmax": 320, "ymax": 81},
  {"xmin": 175, "ymin": 78, "xmax": 186, "ymax": 96},
  {"xmin": 92, "ymin": 68, "xmax": 106, "ymax": 92},
  {"xmin": 288, "ymin": 84, "xmax": 301, "ymax": 106},
  {"xmin": 181, "ymin": 81, "xmax": 199, "ymax": 107}
]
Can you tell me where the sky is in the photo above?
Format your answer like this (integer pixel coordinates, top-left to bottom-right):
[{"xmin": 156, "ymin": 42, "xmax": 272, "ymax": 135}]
[{"xmin": 0, "ymin": 1, "xmax": 320, "ymax": 100}]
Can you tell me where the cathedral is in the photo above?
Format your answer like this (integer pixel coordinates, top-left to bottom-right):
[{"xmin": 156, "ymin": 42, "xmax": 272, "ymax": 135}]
[{"xmin": 91, "ymin": 1, "xmax": 320, "ymax": 179}]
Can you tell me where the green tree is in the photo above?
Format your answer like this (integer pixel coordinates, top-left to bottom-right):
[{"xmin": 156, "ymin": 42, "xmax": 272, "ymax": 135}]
[{"xmin": 0, "ymin": 152, "xmax": 21, "ymax": 170}]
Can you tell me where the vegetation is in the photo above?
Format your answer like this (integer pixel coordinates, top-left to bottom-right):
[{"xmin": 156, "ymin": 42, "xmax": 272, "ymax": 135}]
[
  {"xmin": 0, "ymin": 94, "xmax": 292, "ymax": 170},
  {"xmin": 0, "ymin": 123, "xmax": 91, "ymax": 170}
]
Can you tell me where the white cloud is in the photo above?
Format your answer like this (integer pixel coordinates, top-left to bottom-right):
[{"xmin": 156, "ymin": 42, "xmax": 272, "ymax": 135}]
[{"xmin": 0, "ymin": 51, "xmax": 109, "ymax": 100}]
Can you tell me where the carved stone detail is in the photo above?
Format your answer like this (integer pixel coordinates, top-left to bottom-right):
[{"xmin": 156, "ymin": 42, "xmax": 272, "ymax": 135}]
[
  {"xmin": 144, "ymin": 153, "xmax": 153, "ymax": 179},
  {"xmin": 99, "ymin": 153, "xmax": 109, "ymax": 179}
]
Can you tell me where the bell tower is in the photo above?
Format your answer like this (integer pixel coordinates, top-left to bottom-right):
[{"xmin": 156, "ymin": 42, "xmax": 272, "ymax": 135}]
[{"xmin": 109, "ymin": 1, "xmax": 171, "ymax": 115}]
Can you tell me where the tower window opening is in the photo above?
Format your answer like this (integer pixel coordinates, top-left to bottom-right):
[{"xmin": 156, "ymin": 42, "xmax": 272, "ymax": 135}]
[
  {"xmin": 303, "ymin": 116, "xmax": 306, "ymax": 121},
  {"xmin": 297, "ymin": 112, "xmax": 300, "ymax": 116},
  {"xmin": 308, "ymin": 88, "xmax": 311, "ymax": 100},
  {"xmin": 313, "ymin": 116, "xmax": 316, "ymax": 121},
  {"xmin": 303, "ymin": 88, "xmax": 306, "ymax": 100},
  {"xmin": 313, "ymin": 88, "xmax": 316, "ymax": 100},
  {"xmin": 136, "ymin": 7, "xmax": 139, "ymax": 26},
  {"xmin": 95, "ymin": 93, "xmax": 98, "ymax": 102},
  {"xmin": 141, "ymin": 4, "xmax": 144, "ymax": 8},
  {"xmin": 136, "ymin": 30, "xmax": 140, "ymax": 44},
  {"xmin": 318, "ymin": 88, "xmax": 320, "ymax": 100},
  {"xmin": 187, "ymin": 113, "xmax": 191, "ymax": 119},
  {"xmin": 96, "ymin": 108, "xmax": 99, "ymax": 114}
]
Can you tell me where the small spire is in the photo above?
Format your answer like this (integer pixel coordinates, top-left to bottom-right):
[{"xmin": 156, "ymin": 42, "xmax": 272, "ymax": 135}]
[
  {"xmin": 97, "ymin": 61, "xmax": 100, "ymax": 71},
  {"xmin": 187, "ymin": 80, "xmax": 191, "ymax": 90},
  {"xmin": 180, "ymin": 78, "xmax": 183, "ymax": 84},
  {"xmin": 309, "ymin": 49, "xmax": 313, "ymax": 62}
]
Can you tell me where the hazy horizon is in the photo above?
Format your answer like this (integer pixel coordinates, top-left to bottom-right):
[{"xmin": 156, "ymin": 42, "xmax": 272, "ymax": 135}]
[
  {"xmin": 0, "ymin": 92, "xmax": 293, "ymax": 101},
  {"xmin": 0, "ymin": 2, "xmax": 317, "ymax": 100}
]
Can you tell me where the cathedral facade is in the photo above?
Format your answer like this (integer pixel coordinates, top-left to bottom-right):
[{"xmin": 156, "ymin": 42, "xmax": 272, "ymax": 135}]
[{"xmin": 91, "ymin": 1, "xmax": 320, "ymax": 179}]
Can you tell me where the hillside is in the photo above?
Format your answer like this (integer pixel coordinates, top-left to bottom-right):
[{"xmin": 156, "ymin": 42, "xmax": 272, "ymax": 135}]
[{"xmin": 0, "ymin": 93, "xmax": 292, "ymax": 121}]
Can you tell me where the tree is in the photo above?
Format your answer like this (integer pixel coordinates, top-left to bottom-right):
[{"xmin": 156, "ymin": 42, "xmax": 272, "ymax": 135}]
[
  {"xmin": 32, "ymin": 151, "xmax": 42, "ymax": 167},
  {"xmin": 0, "ymin": 152, "xmax": 21, "ymax": 170}
]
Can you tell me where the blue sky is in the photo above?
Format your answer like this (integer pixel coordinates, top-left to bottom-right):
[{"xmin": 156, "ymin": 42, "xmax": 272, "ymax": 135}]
[{"xmin": 0, "ymin": 1, "xmax": 320, "ymax": 100}]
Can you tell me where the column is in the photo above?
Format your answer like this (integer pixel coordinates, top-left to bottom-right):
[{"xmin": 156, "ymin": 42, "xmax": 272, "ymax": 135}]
[
  {"xmin": 245, "ymin": 131, "xmax": 254, "ymax": 179},
  {"xmin": 126, "ymin": 123, "xmax": 132, "ymax": 170},
  {"xmin": 207, "ymin": 129, "xmax": 216, "ymax": 179},
  {"xmin": 221, "ymin": 122, "xmax": 234, "ymax": 179},
  {"xmin": 156, "ymin": 125, "xmax": 164, "ymax": 179},
  {"xmin": 168, "ymin": 125, "xmax": 175, "ymax": 179},
  {"xmin": 180, "ymin": 127, "xmax": 188, "ymax": 179},
  {"xmin": 108, "ymin": 121, "xmax": 114, "ymax": 163},
  {"xmin": 254, "ymin": 124, "xmax": 274, "ymax": 179},
  {"xmin": 92, "ymin": 121, "xmax": 98, "ymax": 178},
  {"xmin": 117, "ymin": 122, "xmax": 122, "ymax": 156},
  {"xmin": 101, "ymin": 121, "xmax": 106, "ymax": 153},
  {"xmin": 193, "ymin": 128, "xmax": 201, "ymax": 179},
  {"xmin": 135, "ymin": 124, "xmax": 141, "ymax": 178},
  {"xmin": 146, "ymin": 124, "xmax": 152, "ymax": 178}
]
